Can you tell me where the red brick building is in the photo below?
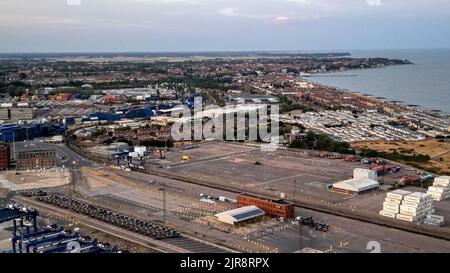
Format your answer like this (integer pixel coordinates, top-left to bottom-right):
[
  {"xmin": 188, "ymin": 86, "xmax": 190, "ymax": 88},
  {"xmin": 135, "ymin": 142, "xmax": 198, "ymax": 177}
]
[
  {"xmin": 0, "ymin": 142, "xmax": 10, "ymax": 170},
  {"xmin": 16, "ymin": 150, "xmax": 57, "ymax": 171},
  {"xmin": 237, "ymin": 193, "xmax": 295, "ymax": 219}
]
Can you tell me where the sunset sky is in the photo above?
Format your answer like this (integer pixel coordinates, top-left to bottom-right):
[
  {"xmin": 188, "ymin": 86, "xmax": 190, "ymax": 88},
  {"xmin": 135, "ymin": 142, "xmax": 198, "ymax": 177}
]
[{"xmin": 1, "ymin": 0, "xmax": 449, "ymax": 52}]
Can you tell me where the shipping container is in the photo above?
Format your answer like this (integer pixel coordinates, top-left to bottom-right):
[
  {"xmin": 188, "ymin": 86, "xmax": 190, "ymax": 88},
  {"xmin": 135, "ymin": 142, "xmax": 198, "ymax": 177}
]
[{"xmin": 379, "ymin": 210, "xmax": 397, "ymax": 218}]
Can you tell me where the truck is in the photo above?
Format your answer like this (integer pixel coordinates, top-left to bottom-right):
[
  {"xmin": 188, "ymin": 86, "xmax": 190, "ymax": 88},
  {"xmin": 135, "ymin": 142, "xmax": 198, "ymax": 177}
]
[
  {"xmin": 420, "ymin": 174, "xmax": 434, "ymax": 183},
  {"xmin": 292, "ymin": 216, "xmax": 329, "ymax": 232},
  {"xmin": 397, "ymin": 176, "xmax": 421, "ymax": 187},
  {"xmin": 344, "ymin": 155, "xmax": 359, "ymax": 162},
  {"xmin": 370, "ymin": 165, "xmax": 386, "ymax": 176},
  {"xmin": 386, "ymin": 166, "xmax": 401, "ymax": 174}
]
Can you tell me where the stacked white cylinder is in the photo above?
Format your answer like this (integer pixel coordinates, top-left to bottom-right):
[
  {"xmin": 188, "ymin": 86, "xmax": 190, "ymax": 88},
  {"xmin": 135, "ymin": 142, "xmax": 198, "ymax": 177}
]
[
  {"xmin": 396, "ymin": 192, "xmax": 433, "ymax": 222},
  {"xmin": 379, "ymin": 190, "xmax": 412, "ymax": 219},
  {"xmin": 427, "ymin": 176, "xmax": 450, "ymax": 201}
]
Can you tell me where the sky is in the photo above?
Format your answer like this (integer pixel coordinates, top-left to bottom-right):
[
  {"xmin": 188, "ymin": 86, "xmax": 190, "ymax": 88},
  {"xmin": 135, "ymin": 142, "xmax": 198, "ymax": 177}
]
[{"xmin": 0, "ymin": 0, "xmax": 450, "ymax": 52}]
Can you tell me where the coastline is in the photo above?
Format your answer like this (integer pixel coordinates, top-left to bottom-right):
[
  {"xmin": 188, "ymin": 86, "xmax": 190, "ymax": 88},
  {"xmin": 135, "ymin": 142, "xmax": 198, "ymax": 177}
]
[
  {"xmin": 304, "ymin": 54, "xmax": 450, "ymax": 116},
  {"xmin": 308, "ymin": 79, "xmax": 448, "ymax": 118},
  {"xmin": 304, "ymin": 67, "xmax": 449, "ymax": 117}
]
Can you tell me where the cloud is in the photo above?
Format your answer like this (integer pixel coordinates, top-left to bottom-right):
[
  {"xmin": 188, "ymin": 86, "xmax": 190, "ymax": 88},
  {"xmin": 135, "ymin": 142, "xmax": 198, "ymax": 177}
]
[
  {"xmin": 274, "ymin": 16, "xmax": 289, "ymax": 24},
  {"xmin": 366, "ymin": 0, "xmax": 383, "ymax": 6},
  {"xmin": 219, "ymin": 8, "xmax": 238, "ymax": 17},
  {"xmin": 66, "ymin": 0, "xmax": 81, "ymax": 6},
  {"xmin": 287, "ymin": 0, "xmax": 312, "ymax": 4},
  {"xmin": 1, "ymin": 0, "xmax": 450, "ymax": 52}
]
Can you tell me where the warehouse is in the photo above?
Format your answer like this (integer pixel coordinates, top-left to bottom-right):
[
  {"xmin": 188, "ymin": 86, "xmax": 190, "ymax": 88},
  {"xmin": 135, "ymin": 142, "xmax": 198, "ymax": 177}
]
[
  {"xmin": 215, "ymin": 205, "xmax": 265, "ymax": 226},
  {"xmin": 332, "ymin": 177, "xmax": 379, "ymax": 195},
  {"xmin": 237, "ymin": 193, "xmax": 295, "ymax": 219},
  {"xmin": 10, "ymin": 107, "xmax": 34, "ymax": 121},
  {"xmin": 332, "ymin": 168, "xmax": 380, "ymax": 194},
  {"xmin": 16, "ymin": 150, "xmax": 57, "ymax": 170}
]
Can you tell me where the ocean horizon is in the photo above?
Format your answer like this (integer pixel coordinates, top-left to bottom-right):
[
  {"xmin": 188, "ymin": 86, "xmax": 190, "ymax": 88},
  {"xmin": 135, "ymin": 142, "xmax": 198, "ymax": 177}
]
[{"xmin": 310, "ymin": 48, "xmax": 450, "ymax": 115}]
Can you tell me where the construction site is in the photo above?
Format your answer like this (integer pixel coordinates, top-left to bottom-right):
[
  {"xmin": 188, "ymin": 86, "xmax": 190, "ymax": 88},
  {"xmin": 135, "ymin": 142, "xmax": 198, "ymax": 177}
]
[{"xmin": 0, "ymin": 168, "xmax": 70, "ymax": 192}]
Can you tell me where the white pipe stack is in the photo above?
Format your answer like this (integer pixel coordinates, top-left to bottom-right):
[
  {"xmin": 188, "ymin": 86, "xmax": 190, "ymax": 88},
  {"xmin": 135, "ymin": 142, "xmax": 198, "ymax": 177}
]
[
  {"xmin": 380, "ymin": 190, "xmax": 439, "ymax": 224},
  {"xmin": 397, "ymin": 192, "xmax": 433, "ymax": 222},
  {"xmin": 379, "ymin": 189, "xmax": 412, "ymax": 219},
  {"xmin": 427, "ymin": 176, "xmax": 450, "ymax": 201},
  {"xmin": 423, "ymin": 214, "xmax": 445, "ymax": 227}
]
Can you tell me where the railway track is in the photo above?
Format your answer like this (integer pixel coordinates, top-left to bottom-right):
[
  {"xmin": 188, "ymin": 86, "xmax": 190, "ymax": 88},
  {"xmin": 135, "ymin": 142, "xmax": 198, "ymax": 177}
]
[
  {"xmin": 12, "ymin": 195, "xmax": 232, "ymax": 253},
  {"xmin": 134, "ymin": 167, "xmax": 450, "ymax": 242}
]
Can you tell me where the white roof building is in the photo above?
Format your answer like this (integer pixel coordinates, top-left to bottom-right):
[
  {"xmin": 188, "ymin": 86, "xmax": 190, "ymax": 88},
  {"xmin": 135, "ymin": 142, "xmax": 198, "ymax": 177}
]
[
  {"xmin": 333, "ymin": 177, "xmax": 379, "ymax": 194},
  {"xmin": 215, "ymin": 205, "xmax": 265, "ymax": 225}
]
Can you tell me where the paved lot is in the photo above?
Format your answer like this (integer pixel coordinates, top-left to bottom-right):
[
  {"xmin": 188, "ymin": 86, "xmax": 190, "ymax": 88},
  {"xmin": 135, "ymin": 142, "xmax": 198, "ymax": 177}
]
[
  {"xmin": 161, "ymin": 144, "xmax": 364, "ymax": 203},
  {"xmin": 81, "ymin": 167, "xmax": 450, "ymax": 253}
]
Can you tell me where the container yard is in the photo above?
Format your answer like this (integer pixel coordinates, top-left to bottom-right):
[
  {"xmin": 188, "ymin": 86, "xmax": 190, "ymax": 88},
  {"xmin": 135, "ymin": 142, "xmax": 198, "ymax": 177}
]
[{"xmin": 0, "ymin": 123, "xmax": 65, "ymax": 143}]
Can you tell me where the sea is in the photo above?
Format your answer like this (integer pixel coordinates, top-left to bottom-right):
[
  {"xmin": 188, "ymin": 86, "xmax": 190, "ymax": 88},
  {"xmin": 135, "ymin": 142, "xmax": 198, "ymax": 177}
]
[{"xmin": 309, "ymin": 49, "xmax": 450, "ymax": 115}]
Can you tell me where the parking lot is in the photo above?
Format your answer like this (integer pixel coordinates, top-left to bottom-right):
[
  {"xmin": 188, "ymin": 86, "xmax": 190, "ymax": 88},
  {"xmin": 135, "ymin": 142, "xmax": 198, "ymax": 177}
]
[
  {"xmin": 161, "ymin": 144, "xmax": 370, "ymax": 203},
  {"xmin": 163, "ymin": 141, "xmax": 255, "ymax": 165}
]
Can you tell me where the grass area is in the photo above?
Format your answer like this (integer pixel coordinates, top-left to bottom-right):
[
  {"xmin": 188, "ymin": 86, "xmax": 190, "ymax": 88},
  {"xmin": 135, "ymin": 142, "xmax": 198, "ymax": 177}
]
[
  {"xmin": 289, "ymin": 131, "xmax": 354, "ymax": 154},
  {"xmin": 352, "ymin": 139, "xmax": 450, "ymax": 175}
]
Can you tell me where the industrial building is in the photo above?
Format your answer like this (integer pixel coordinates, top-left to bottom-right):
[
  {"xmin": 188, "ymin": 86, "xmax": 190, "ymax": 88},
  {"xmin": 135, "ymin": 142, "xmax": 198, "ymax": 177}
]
[
  {"xmin": 0, "ymin": 108, "xmax": 9, "ymax": 120},
  {"xmin": 85, "ymin": 142, "xmax": 130, "ymax": 159},
  {"xmin": 227, "ymin": 95, "xmax": 279, "ymax": 105},
  {"xmin": 237, "ymin": 193, "xmax": 295, "ymax": 219},
  {"xmin": 215, "ymin": 205, "xmax": 265, "ymax": 226},
  {"xmin": 16, "ymin": 150, "xmax": 57, "ymax": 170},
  {"xmin": 63, "ymin": 107, "xmax": 156, "ymax": 127},
  {"xmin": 0, "ymin": 142, "xmax": 11, "ymax": 170},
  {"xmin": 332, "ymin": 168, "xmax": 380, "ymax": 195},
  {"xmin": 10, "ymin": 107, "xmax": 34, "ymax": 120},
  {"xmin": 0, "ymin": 103, "xmax": 34, "ymax": 121},
  {"xmin": 0, "ymin": 123, "xmax": 66, "ymax": 143}
]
